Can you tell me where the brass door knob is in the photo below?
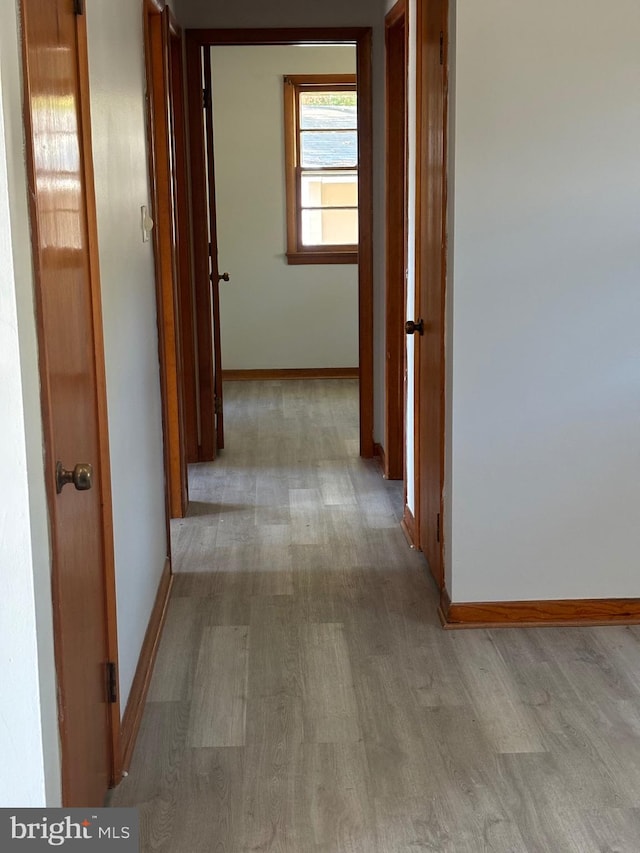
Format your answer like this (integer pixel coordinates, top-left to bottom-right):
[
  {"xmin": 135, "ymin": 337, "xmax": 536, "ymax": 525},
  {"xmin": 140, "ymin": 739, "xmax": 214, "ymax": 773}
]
[
  {"xmin": 405, "ymin": 319, "xmax": 424, "ymax": 335},
  {"xmin": 56, "ymin": 462, "xmax": 93, "ymax": 494}
]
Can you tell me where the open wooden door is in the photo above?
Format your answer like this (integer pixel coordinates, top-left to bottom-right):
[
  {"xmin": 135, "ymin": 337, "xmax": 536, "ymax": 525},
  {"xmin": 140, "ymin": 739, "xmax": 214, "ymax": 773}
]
[
  {"xmin": 412, "ymin": 0, "xmax": 448, "ymax": 587},
  {"xmin": 186, "ymin": 41, "xmax": 216, "ymax": 461},
  {"xmin": 203, "ymin": 48, "xmax": 227, "ymax": 452},
  {"xmin": 21, "ymin": 0, "xmax": 119, "ymax": 805},
  {"xmin": 168, "ymin": 14, "xmax": 199, "ymax": 465},
  {"xmin": 385, "ymin": 0, "xmax": 408, "ymax": 481}
]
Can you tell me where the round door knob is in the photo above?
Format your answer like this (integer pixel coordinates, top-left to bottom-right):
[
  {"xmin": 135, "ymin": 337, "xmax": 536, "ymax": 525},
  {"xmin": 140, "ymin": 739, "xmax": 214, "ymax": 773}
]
[
  {"xmin": 56, "ymin": 462, "xmax": 93, "ymax": 494},
  {"xmin": 218, "ymin": 272, "xmax": 230, "ymax": 283},
  {"xmin": 405, "ymin": 319, "xmax": 424, "ymax": 335}
]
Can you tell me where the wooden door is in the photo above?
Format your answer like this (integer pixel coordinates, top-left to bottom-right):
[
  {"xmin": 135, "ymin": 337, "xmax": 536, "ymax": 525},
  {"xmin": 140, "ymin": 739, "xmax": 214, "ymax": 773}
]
[
  {"xmin": 385, "ymin": 0, "xmax": 408, "ymax": 481},
  {"xmin": 203, "ymin": 48, "xmax": 226, "ymax": 451},
  {"xmin": 186, "ymin": 40, "xmax": 216, "ymax": 462},
  {"xmin": 414, "ymin": 0, "xmax": 448, "ymax": 587},
  {"xmin": 168, "ymin": 16, "xmax": 199, "ymax": 465},
  {"xmin": 21, "ymin": 0, "xmax": 119, "ymax": 805}
]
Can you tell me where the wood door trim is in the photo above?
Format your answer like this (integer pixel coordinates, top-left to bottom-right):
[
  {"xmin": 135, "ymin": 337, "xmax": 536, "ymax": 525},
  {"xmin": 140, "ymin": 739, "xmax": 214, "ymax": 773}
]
[
  {"xmin": 384, "ymin": 0, "xmax": 407, "ymax": 481},
  {"xmin": 356, "ymin": 29, "xmax": 375, "ymax": 458},
  {"xmin": 120, "ymin": 560, "xmax": 173, "ymax": 772},
  {"xmin": 20, "ymin": 1, "xmax": 120, "ymax": 797},
  {"xmin": 439, "ymin": 588, "xmax": 640, "ymax": 629},
  {"xmin": 386, "ymin": 0, "xmax": 406, "ymax": 29},
  {"xmin": 185, "ymin": 27, "xmax": 375, "ymax": 459},
  {"xmin": 144, "ymin": 2, "xmax": 188, "ymax": 518}
]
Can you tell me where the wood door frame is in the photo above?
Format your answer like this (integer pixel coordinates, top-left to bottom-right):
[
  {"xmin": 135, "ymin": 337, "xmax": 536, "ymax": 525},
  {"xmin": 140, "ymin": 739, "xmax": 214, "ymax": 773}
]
[
  {"xmin": 384, "ymin": 0, "xmax": 408, "ymax": 481},
  {"xmin": 414, "ymin": 0, "xmax": 449, "ymax": 586},
  {"xmin": 19, "ymin": 1, "xmax": 121, "ymax": 795},
  {"xmin": 185, "ymin": 27, "xmax": 375, "ymax": 459},
  {"xmin": 143, "ymin": 0, "xmax": 189, "ymax": 517},
  {"xmin": 168, "ymin": 11, "xmax": 199, "ymax": 465}
]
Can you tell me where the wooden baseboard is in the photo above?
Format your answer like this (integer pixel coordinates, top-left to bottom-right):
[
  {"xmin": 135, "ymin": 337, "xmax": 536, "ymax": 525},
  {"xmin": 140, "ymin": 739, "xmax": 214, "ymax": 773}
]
[
  {"xmin": 119, "ymin": 558, "xmax": 173, "ymax": 773},
  {"xmin": 439, "ymin": 586, "xmax": 640, "ymax": 629},
  {"xmin": 400, "ymin": 505, "xmax": 417, "ymax": 549},
  {"xmin": 222, "ymin": 367, "xmax": 359, "ymax": 381}
]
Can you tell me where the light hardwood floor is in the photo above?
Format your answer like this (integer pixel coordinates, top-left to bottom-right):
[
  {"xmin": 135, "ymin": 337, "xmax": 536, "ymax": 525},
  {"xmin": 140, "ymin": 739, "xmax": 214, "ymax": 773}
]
[{"xmin": 110, "ymin": 380, "xmax": 640, "ymax": 851}]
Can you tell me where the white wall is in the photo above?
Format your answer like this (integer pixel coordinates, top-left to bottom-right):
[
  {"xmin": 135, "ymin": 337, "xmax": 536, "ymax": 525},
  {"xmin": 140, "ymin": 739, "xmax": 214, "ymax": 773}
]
[
  {"xmin": 0, "ymin": 2, "xmax": 61, "ymax": 806},
  {"xmin": 211, "ymin": 46, "xmax": 358, "ymax": 370},
  {"xmin": 86, "ymin": 0, "xmax": 168, "ymax": 709},
  {"xmin": 448, "ymin": 0, "xmax": 640, "ymax": 602},
  {"xmin": 180, "ymin": 0, "xmax": 386, "ymax": 434}
]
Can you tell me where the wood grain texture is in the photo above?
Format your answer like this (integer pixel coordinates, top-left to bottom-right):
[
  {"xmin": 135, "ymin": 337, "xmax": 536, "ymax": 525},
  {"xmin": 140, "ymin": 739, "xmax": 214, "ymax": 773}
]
[
  {"xmin": 145, "ymin": 6, "xmax": 187, "ymax": 518},
  {"xmin": 189, "ymin": 626, "xmax": 249, "ymax": 747},
  {"xmin": 169, "ymin": 21, "xmax": 199, "ymax": 465},
  {"xmin": 111, "ymin": 381, "xmax": 640, "ymax": 850},
  {"xmin": 441, "ymin": 590, "xmax": 640, "ymax": 628},
  {"xmin": 414, "ymin": 0, "xmax": 448, "ymax": 587},
  {"xmin": 21, "ymin": 0, "xmax": 119, "ymax": 802}
]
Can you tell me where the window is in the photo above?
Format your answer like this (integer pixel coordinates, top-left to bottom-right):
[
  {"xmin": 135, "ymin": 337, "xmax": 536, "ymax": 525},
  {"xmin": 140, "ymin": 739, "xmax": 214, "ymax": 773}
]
[{"xmin": 283, "ymin": 74, "xmax": 358, "ymax": 265}]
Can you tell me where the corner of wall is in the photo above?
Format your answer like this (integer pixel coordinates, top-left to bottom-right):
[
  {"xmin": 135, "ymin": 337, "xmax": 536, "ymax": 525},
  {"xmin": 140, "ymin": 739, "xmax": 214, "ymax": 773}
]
[{"xmin": 0, "ymin": 0, "xmax": 61, "ymax": 806}]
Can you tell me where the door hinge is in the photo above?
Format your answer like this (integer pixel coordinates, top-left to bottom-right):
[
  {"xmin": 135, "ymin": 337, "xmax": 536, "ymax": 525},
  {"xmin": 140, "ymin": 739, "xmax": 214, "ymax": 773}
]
[
  {"xmin": 439, "ymin": 31, "xmax": 444, "ymax": 66},
  {"xmin": 436, "ymin": 513, "xmax": 441, "ymax": 543},
  {"xmin": 214, "ymin": 396, "xmax": 223, "ymax": 416},
  {"xmin": 106, "ymin": 661, "xmax": 118, "ymax": 705},
  {"xmin": 73, "ymin": 0, "xmax": 84, "ymax": 15}
]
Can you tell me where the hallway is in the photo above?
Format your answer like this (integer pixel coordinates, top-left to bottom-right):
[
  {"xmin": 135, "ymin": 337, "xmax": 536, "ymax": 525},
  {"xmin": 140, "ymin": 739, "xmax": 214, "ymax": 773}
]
[{"xmin": 110, "ymin": 381, "xmax": 640, "ymax": 852}]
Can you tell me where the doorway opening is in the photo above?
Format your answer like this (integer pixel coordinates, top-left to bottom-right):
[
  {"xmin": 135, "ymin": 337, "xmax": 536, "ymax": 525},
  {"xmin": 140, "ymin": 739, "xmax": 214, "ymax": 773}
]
[{"xmin": 185, "ymin": 28, "xmax": 374, "ymax": 461}]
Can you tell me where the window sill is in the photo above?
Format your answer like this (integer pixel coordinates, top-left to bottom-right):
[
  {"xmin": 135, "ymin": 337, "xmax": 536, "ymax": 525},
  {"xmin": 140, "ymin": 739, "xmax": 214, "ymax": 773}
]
[{"xmin": 286, "ymin": 250, "xmax": 358, "ymax": 266}]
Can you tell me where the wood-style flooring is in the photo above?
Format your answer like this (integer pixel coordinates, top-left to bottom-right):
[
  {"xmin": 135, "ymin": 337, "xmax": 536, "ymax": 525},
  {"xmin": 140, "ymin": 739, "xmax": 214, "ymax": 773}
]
[{"xmin": 110, "ymin": 379, "xmax": 640, "ymax": 851}]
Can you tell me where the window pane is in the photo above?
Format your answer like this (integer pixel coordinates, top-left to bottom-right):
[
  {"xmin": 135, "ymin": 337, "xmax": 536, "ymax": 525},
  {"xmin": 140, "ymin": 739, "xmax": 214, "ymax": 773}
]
[
  {"xmin": 301, "ymin": 208, "xmax": 359, "ymax": 246},
  {"xmin": 300, "ymin": 130, "xmax": 357, "ymax": 168},
  {"xmin": 301, "ymin": 172, "xmax": 358, "ymax": 207},
  {"xmin": 300, "ymin": 91, "xmax": 357, "ymax": 130}
]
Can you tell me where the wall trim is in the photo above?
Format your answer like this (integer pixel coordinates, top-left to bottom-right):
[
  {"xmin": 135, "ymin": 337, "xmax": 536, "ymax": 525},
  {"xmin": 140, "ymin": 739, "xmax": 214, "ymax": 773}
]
[
  {"xmin": 222, "ymin": 367, "xmax": 359, "ymax": 381},
  {"xmin": 119, "ymin": 559, "xmax": 173, "ymax": 773},
  {"xmin": 439, "ymin": 588, "xmax": 640, "ymax": 629},
  {"xmin": 400, "ymin": 505, "xmax": 417, "ymax": 548}
]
